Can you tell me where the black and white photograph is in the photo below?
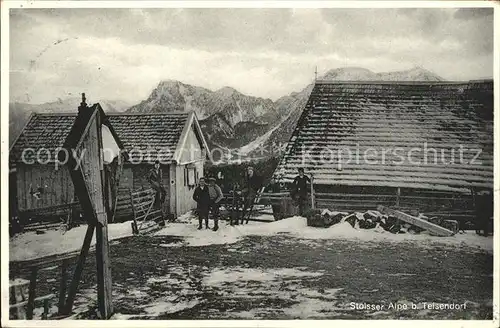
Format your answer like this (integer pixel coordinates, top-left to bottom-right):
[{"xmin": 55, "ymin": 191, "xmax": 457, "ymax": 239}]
[{"xmin": 1, "ymin": 0, "xmax": 498, "ymax": 325}]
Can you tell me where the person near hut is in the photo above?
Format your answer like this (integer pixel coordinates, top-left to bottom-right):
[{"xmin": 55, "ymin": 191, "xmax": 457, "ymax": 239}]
[
  {"xmin": 148, "ymin": 160, "xmax": 167, "ymax": 210},
  {"xmin": 193, "ymin": 177, "xmax": 211, "ymax": 230},
  {"xmin": 291, "ymin": 168, "xmax": 311, "ymax": 216},
  {"xmin": 208, "ymin": 176, "xmax": 224, "ymax": 231},
  {"xmin": 241, "ymin": 166, "xmax": 262, "ymax": 224},
  {"xmin": 474, "ymin": 188, "xmax": 493, "ymax": 236},
  {"xmin": 266, "ymin": 175, "xmax": 284, "ymax": 221}
]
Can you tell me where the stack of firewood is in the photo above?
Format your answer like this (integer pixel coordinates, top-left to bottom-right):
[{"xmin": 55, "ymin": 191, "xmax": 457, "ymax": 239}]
[{"xmin": 306, "ymin": 208, "xmax": 459, "ymax": 235}]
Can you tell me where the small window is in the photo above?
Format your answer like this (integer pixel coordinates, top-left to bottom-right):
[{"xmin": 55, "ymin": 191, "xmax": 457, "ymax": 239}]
[{"xmin": 187, "ymin": 167, "xmax": 196, "ymax": 187}]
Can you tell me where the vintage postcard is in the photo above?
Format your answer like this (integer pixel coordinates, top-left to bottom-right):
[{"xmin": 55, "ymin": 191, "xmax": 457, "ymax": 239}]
[{"xmin": 1, "ymin": 0, "xmax": 498, "ymax": 327}]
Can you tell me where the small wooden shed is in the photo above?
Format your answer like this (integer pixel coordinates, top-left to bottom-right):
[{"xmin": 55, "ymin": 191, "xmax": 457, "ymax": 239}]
[
  {"xmin": 107, "ymin": 112, "xmax": 212, "ymax": 218},
  {"xmin": 9, "ymin": 104, "xmax": 126, "ymax": 224}
]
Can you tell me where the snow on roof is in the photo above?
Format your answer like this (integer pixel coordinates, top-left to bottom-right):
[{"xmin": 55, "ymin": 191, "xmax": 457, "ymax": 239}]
[{"xmin": 274, "ymin": 80, "xmax": 493, "ymax": 192}]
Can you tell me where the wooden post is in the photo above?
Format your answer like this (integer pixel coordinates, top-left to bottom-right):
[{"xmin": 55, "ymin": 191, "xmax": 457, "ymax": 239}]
[
  {"xmin": 395, "ymin": 187, "xmax": 401, "ymax": 207},
  {"xmin": 95, "ymin": 222, "xmax": 113, "ymax": 318},
  {"xmin": 26, "ymin": 267, "xmax": 38, "ymax": 319},
  {"xmin": 63, "ymin": 224, "xmax": 95, "ymax": 314},
  {"xmin": 58, "ymin": 259, "xmax": 69, "ymax": 314},
  {"xmin": 95, "ymin": 112, "xmax": 113, "ymax": 319},
  {"xmin": 310, "ymin": 174, "xmax": 315, "ymax": 210},
  {"xmin": 42, "ymin": 299, "xmax": 49, "ymax": 319}
]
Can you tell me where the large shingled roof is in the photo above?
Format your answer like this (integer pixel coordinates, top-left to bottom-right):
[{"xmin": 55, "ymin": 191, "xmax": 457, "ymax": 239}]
[
  {"xmin": 274, "ymin": 80, "xmax": 493, "ymax": 193},
  {"xmin": 10, "ymin": 112, "xmax": 192, "ymax": 164}
]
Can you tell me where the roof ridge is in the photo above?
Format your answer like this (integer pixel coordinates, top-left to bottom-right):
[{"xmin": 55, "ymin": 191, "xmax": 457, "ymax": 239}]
[
  {"xmin": 31, "ymin": 112, "xmax": 78, "ymax": 116},
  {"xmin": 106, "ymin": 112, "xmax": 190, "ymax": 116},
  {"xmin": 314, "ymin": 80, "xmax": 493, "ymax": 85}
]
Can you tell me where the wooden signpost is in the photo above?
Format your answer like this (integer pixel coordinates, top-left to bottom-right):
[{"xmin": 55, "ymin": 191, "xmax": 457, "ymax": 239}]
[{"xmin": 61, "ymin": 95, "xmax": 114, "ymax": 319}]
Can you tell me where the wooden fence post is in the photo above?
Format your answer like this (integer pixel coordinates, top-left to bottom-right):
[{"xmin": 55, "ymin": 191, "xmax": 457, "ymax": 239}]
[
  {"xmin": 58, "ymin": 259, "xmax": 69, "ymax": 314},
  {"xmin": 310, "ymin": 175, "xmax": 315, "ymax": 210},
  {"xmin": 395, "ymin": 187, "xmax": 401, "ymax": 207},
  {"xmin": 26, "ymin": 267, "xmax": 38, "ymax": 319}
]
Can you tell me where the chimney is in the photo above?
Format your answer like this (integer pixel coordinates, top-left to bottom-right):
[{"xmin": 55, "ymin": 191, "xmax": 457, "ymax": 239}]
[{"xmin": 78, "ymin": 92, "xmax": 87, "ymax": 112}]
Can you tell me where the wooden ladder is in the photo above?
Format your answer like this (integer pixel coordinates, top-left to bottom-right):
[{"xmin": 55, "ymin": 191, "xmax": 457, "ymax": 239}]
[{"xmin": 130, "ymin": 188, "xmax": 165, "ymax": 235}]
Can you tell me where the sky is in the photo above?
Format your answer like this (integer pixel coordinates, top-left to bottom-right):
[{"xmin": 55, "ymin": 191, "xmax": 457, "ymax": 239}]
[{"xmin": 9, "ymin": 7, "xmax": 494, "ymax": 105}]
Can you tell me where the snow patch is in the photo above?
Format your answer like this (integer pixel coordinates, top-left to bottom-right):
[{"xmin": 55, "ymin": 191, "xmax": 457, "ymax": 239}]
[
  {"xmin": 155, "ymin": 213, "xmax": 493, "ymax": 252},
  {"xmin": 10, "ymin": 221, "xmax": 134, "ymax": 262},
  {"xmin": 142, "ymin": 298, "xmax": 200, "ymax": 316},
  {"xmin": 204, "ymin": 267, "xmax": 323, "ymax": 286}
]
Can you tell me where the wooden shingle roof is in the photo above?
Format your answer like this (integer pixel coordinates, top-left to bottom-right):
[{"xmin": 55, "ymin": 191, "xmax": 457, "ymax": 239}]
[
  {"xmin": 107, "ymin": 113, "xmax": 190, "ymax": 163},
  {"xmin": 10, "ymin": 111, "xmax": 196, "ymax": 165},
  {"xmin": 274, "ymin": 80, "xmax": 493, "ymax": 193},
  {"xmin": 10, "ymin": 113, "xmax": 77, "ymax": 164}
]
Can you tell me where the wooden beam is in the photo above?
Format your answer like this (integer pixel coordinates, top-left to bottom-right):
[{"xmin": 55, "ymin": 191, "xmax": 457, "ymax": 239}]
[
  {"xmin": 95, "ymin": 222, "xmax": 113, "ymax": 318},
  {"xmin": 26, "ymin": 267, "xmax": 38, "ymax": 319},
  {"xmin": 395, "ymin": 187, "xmax": 401, "ymax": 207},
  {"xmin": 58, "ymin": 259, "xmax": 69, "ymax": 314},
  {"xmin": 63, "ymin": 224, "xmax": 95, "ymax": 315},
  {"xmin": 96, "ymin": 112, "xmax": 113, "ymax": 319},
  {"xmin": 377, "ymin": 205, "xmax": 455, "ymax": 237}
]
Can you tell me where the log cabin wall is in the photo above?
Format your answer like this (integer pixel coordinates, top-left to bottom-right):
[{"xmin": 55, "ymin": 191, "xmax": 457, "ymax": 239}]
[
  {"xmin": 15, "ymin": 164, "xmax": 75, "ymax": 212},
  {"xmin": 313, "ymin": 185, "xmax": 476, "ymax": 223}
]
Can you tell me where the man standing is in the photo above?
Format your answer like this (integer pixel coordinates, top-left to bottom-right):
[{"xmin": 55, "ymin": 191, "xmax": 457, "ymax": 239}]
[
  {"xmin": 193, "ymin": 177, "xmax": 211, "ymax": 230},
  {"xmin": 148, "ymin": 160, "xmax": 166, "ymax": 210},
  {"xmin": 208, "ymin": 177, "xmax": 224, "ymax": 231},
  {"xmin": 241, "ymin": 166, "xmax": 262, "ymax": 224},
  {"xmin": 291, "ymin": 168, "xmax": 311, "ymax": 216}
]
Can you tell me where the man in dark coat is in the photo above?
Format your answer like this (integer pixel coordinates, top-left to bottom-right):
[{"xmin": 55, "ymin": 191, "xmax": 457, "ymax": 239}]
[
  {"xmin": 291, "ymin": 168, "xmax": 311, "ymax": 216},
  {"xmin": 148, "ymin": 160, "xmax": 166, "ymax": 209},
  {"xmin": 241, "ymin": 166, "xmax": 262, "ymax": 224},
  {"xmin": 193, "ymin": 177, "xmax": 211, "ymax": 229},
  {"xmin": 208, "ymin": 177, "xmax": 224, "ymax": 231}
]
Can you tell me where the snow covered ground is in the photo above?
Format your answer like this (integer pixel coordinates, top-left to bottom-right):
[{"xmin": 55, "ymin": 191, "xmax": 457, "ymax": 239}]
[
  {"xmin": 9, "ymin": 221, "xmax": 134, "ymax": 262},
  {"xmin": 155, "ymin": 212, "xmax": 493, "ymax": 252},
  {"xmin": 9, "ymin": 212, "xmax": 492, "ymax": 263}
]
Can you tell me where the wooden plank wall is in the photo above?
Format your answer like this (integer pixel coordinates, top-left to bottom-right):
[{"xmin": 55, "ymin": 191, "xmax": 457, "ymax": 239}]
[
  {"xmin": 312, "ymin": 185, "xmax": 478, "ymax": 225},
  {"xmin": 174, "ymin": 160, "xmax": 204, "ymax": 216},
  {"xmin": 16, "ymin": 165, "xmax": 74, "ymax": 212}
]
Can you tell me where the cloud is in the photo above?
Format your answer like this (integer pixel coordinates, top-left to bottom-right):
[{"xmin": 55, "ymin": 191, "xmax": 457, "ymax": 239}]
[
  {"xmin": 8, "ymin": 7, "xmax": 495, "ymax": 104},
  {"xmin": 454, "ymin": 8, "xmax": 493, "ymax": 20}
]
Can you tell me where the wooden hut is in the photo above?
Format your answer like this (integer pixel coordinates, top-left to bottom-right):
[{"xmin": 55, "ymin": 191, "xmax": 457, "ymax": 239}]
[
  {"xmin": 107, "ymin": 112, "xmax": 211, "ymax": 218},
  {"xmin": 11, "ymin": 110, "xmax": 212, "ymax": 222},
  {"xmin": 272, "ymin": 80, "xmax": 493, "ymax": 226},
  {"xmin": 9, "ymin": 102, "xmax": 126, "ymax": 226}
]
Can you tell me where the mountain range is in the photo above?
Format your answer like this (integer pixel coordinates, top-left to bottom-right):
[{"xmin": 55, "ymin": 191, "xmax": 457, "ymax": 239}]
[{"xmin": 9, "ymin": 66, "xmax": 445, "ymax": 161}]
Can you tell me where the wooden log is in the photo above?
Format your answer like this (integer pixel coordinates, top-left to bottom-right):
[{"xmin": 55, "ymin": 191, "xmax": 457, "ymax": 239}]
[
  {"xmin": 63, "ymin": 224, "xmax": 95, "ymax": 315},
  {"xmin": 26, "ymin": 267, "xmax": 38, "ymax": 319},
  {"xmin": 377, "ymin": 205, "xmax": 454, "ymax": 237}
]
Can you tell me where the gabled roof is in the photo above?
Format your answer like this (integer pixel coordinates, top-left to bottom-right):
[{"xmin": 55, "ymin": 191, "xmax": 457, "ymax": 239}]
[
  {"xmin": 106, "ymin": 112, "xmax": 211, "ymax": 164},
  {"xmin": 10, "ymin": 113, "xmax": 77, "ymax": 164},
  {"xmin": 274, "ymin": 80, "xmax": 493, "ymax": 193},
  {"xmin": 10, "ymin": 110, "xmax": 212, "ymax": 165}
]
